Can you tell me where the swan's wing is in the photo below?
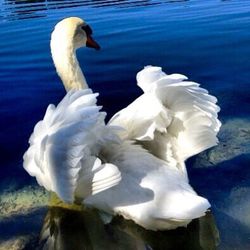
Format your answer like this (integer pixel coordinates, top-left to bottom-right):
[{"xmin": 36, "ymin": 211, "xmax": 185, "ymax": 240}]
[
  {"xmin": 137, "ymin": 66, "xmax": 221, "ymax": 161},
  {"xmin": 23, "ymin": 89, "xmax": 121, "ymax": 203},
  {"xmin": 109, "ymin": 93, "xmax": 172, "ymax": 141},
  {"xmin": 109, "ymin": 66, "xmax": 220, "ymax": 164}
]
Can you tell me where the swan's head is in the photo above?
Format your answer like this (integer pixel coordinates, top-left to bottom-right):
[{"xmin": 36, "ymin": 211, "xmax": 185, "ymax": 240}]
[{"xmin": 51, "ymin": 17, "xmax": 100, "ymax": 50}]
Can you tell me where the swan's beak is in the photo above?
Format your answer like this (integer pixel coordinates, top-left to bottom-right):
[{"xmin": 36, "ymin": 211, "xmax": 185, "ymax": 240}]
[{"xmin": 86, "ymin": 35, "xmax": 101, "ymax": 50}]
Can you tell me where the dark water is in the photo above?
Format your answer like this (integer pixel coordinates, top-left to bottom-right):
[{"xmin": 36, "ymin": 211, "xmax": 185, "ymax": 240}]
[{"xmin": 0, "ymin": 0, "xmax": 250, "ymax": 249}]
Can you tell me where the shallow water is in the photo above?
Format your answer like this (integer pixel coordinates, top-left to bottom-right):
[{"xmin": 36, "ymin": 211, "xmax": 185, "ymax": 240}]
[{"xmin": 0, "ymin": 0, "xmax": 250, "ymax": 249}]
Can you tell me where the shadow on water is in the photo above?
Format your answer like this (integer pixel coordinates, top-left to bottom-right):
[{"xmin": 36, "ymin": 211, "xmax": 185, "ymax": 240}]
[{"xmin": 34, "ymin": 206, "xmax": 219, "ymax": 250}]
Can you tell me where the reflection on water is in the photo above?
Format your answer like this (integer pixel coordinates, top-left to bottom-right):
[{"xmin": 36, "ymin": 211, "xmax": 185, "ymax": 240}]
[
  {"xmin": 2, "ymin": 0, "xmax": 189, "ymax": 21},
  {"xmin": 39, "ymin": 206, "xmax": 219, "ymax": 250}
]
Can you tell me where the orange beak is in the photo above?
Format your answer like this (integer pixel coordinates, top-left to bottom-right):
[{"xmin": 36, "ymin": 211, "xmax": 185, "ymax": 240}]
[{"xmin": 86, "ymin": 35, "xmax": 101, "ymax": 50}]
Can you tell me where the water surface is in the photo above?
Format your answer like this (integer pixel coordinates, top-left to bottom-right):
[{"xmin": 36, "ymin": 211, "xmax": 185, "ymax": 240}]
[{"xmin": 0, "ymin": 0, "xmax": 250, "ymax": 249}]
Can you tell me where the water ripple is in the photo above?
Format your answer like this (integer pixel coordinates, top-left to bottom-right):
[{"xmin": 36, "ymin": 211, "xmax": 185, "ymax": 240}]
[{"xmin": 1, "ymin": 0, "xmax": 190, "ymax": 21}]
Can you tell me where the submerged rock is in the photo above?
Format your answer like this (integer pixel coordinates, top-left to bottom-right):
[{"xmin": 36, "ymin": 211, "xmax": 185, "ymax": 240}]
[
  {"xmin": 0, "ymin": 185, "xmax": 49, "ymax": 249},
  {"xmin": 225, "ymin": 187, "xmax": 250, "ymax": 228},
  {"xmin": 0, "ymin": 185, "xmax": 83, "ymax": 249},
  {"xmin": 0, "ymin": 185, "xmax": 49, "ymax": 220},
  {"xmin": 194, "ymin": 118, "xmax": 250, "ymax": 168},
  {"xmin": 0, "ymin": 236, "xmax": 31, "ymax": 250}
]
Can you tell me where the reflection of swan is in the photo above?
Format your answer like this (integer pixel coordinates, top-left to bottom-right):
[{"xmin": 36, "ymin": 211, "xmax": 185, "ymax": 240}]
[
  {"xmin": 40, "ymin": 206, "xmax": 146, "ymax": 250},
  {"xmin": 39, "ymin": 205, "xmax": 219, "ymax": 250},
  {"xmin": 23, "ymin": 17, "xmax": 221, "ymax": 230}
]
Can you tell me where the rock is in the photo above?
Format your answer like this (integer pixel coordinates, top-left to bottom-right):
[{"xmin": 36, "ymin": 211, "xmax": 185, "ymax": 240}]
[
  {"xmin": 225, "ymin": 187, "xmax": 250, "ymax": 227},
  {"xmin": 0, "ymin": 185, "xmax": 49, "ymax": 220},
  {"xmin": 194, "ymin": 118, "xmax": 250, "ymax": 168},
  {"xmin": 0, "ymin": 236, "xmax": 31, "ymax": 250}
]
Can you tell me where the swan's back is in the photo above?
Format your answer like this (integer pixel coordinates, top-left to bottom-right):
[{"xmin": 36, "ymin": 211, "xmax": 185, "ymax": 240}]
[{"xmin": 85, "ymin": 141, "xmax": 210, "ymax": 230}]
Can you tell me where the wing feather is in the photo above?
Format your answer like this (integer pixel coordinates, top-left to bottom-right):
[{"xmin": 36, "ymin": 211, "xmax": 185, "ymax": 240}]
[
  {"xmin": 109, "ymin": 66, "xmax": 221, "ymax": 168},
  {"xmin": 23, "ymin": 89, "xmax": 121, "ymax": 203}
]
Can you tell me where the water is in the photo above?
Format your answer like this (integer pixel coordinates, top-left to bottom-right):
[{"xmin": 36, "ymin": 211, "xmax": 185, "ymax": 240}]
[{"xmin": 0, "ymin": 0, "xmax": 249, "ymax": 249}]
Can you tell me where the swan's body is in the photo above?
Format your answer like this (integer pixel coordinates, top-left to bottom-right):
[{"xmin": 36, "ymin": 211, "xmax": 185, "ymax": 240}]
[{"xmin": 23, "ymin": 17, "xmax": 220, "ymax": 230}]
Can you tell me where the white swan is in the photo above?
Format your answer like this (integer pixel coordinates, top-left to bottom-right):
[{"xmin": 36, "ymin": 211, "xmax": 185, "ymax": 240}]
[{"xmin": 23, "ymin": 17, "xmax": 221, "ymax": 230}]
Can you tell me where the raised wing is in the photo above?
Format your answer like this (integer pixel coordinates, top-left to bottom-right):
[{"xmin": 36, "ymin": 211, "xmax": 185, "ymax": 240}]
[
  {"xmin": 109, "ymin": 66, "xmax": 221, "ymax": 168},
  {"xmin": 109, "ymin": 93, "xmax": 172, "ymax": 141},
  {"xmin": 23, "ymin": 89, "xmax": 121, "ymax": 203}
]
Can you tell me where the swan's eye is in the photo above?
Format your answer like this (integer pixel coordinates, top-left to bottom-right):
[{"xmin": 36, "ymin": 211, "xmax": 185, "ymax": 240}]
[{"xmin": 81, "ymin": 25, "xmax": 93, "ymax": 36}]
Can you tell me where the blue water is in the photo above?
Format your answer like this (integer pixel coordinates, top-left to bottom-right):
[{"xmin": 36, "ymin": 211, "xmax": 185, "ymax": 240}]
[{"xmin": 0, "ymin": 0, "xmax": 250, "ymax": 249}]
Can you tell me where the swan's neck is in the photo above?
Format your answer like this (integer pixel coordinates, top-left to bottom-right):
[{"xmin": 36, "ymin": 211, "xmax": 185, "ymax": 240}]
[{"xmin": 51, "ymin": 38, "xmax": 88, "ymax": 91}]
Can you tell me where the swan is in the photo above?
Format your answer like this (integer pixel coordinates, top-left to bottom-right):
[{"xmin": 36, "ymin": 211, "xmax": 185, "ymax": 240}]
[{"xmin": 23, "ymin": 17, "xmax": 221, "ymax": 230}]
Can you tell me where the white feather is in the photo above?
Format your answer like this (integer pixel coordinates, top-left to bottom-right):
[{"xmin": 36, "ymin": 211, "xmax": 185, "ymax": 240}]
[
  {"xmin": 85, "ymin": 142, "xmax": 210, "ymax": 230},
  {"xmin": 110, "ymin": 66, "xmax": 221, "ymax": 172},
  {"xmin": 23, "ymin": 90, "xmax": 121, "ymax": 203}
]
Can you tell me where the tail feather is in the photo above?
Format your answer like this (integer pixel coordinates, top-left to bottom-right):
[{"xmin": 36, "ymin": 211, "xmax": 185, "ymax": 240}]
[{"xmin": 155, "ymin": 191, "xmax": 210, "ymax": 221}]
